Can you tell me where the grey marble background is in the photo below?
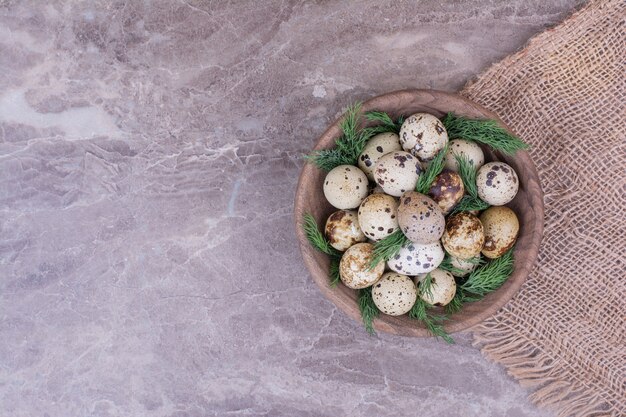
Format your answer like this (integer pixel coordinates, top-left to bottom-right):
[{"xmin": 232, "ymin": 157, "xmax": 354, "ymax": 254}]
[{"xmin": 0, "ymin": 1, "xmax": 582, "ymax": 416}]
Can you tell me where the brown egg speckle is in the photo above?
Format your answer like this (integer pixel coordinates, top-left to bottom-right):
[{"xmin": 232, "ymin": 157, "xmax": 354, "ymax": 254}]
[{"xmin": 441, "ymin": 212, "xmax": 485, "ymax": 259}]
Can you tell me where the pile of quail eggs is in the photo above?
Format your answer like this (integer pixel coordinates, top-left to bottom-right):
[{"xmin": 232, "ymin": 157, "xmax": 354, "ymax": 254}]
[{"xmin": 323, "ymin": 113, "xmax": 520, "ymax": 317}]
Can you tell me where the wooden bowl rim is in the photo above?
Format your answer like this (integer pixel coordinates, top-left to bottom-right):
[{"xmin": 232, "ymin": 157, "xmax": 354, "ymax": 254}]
[{"xmin": 294, "ymin": 89, "xmax": 544, "ymax": 337}]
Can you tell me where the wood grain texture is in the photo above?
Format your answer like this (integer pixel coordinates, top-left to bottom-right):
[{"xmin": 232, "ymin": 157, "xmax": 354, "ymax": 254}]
[{"xmin": 294, "ymin": 89, "xmax": 545, "ymax": 337}]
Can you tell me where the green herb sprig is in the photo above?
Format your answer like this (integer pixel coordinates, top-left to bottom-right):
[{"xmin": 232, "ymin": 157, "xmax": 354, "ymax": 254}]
[
  {"xmin": 441, "ymin": 113, "xmax": 529, "ymax": 155},
  {"xmin": 452, "ymin": 154, "xmax": 489, "ymax": 213},
  {"xmin": 409, "ymin": 297, "xmax": 454, "ymax": 344},
  {"xmin": 358, "ymin": 288, "xmax": 380, "ymax": 334},
  {"xmin": 329, "ymin": 258, "xmax": 341, "ymax": 287},
  {"xmin": 445, "ymin": 290, "xmax": 466, "ymax": 315},
  {"xmin": 363, "ymin": 111, "xmax": 404, "ymax": 135},
  {"xmin": 305, "ymin": 103, "xmax": 368, "ymax": 171},
  {"xmin": 461, "ymin": 248, "xmax": 515, "ymax": 299},
  {"xmin": 415, "ymin": 145, "xmax": 449, "ymax": 194},
  {"xmin": 302, "ymin": 213, "xmax": 341, "ymax": 258},
  {"xmin": 438, "ymin": 254, "xmax": 481, "ymax": 276},
  {"xmin": 303, "ymin": 213, "xmax": 342, "ymax": 286},
  {"xmin": 370, "ymin": 229, "xmax": 410, "ymax": 269}
]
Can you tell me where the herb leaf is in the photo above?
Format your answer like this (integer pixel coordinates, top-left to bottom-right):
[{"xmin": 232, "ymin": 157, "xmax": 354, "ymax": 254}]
[
  {"xmin": 451, "ymin": 154, "xmax": 489, "ymax": 214},
  {"xmin": 302, "ymin": 213, "xmax": 341, "ymax": 259},
  {"xmin": 461, "ymin": 248, "xmax": 515, "ymax": 298},
  {"xmin": 329, "ymin": 258, "xmax": 341, "ymax": 287},
  {"xmin": 358, "ymin": 288, "xmax": 380, "ymax": 335},
  {"xmin": 418, "ymin": 272, "xmax": 435, "ymax": 301},
  {"xmin": 409, "ymin": 298, "xmax": 454, "ymax": 344},
  {"xmin": 306, "ymin": 103, "xmax": 371, "ymax": 171},
  {"xmin": 370, "ymin": 229, "xmax": 410, "ymax": 269},
  {"xmin": 445, "ymin": 289, "xmax": 466, "ymax": 315},
  {"xmin": 363, "ymin": 111, "xmax": 404, "ymax": 135},
  {"xmin": 441, "ymin": 113, "xmax": 529, "ymax": 155},
  {"xmin": 415, "ymin": 145, "xmax": 449, "ymax": 194}
]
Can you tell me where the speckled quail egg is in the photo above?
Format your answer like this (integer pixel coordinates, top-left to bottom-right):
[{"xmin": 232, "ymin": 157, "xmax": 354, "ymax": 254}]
[
  {"xmin": 370, "ymin": 184, "xmax": 385, "ymax": 194},
  {"xmin": 480, "ymin": 206, "xmax": 520, "ymax": 259},
  {"xmin": 476, "ymin": 162, "xmax": 519, "ymax": 206},
  {"xmin": 415, "ymin": 268, "xmax": 457, "ymax": 306},
  {"xmin": 324, "ymin": 210, "xmax": 366, "ymax": 251},
  {"xmin": 323, "ymin": 165, "xmax": 369, "ymax": 209},
  {"xmin": 358, "ymin": 133, "xmax": 402, "ymax": 180},
  {"xmin": 339, "ymin": 243, "xmax": 384, "ymax": 289},
  {"xmin": 444, "ymin": 139, "xmax": 485, "ymax": 172},
  {"xmin": 399, "ymin": 113, "xmax": 448, "ymax": 161},
  {"xmin": 448, "ymin": 255, "xmax": 479, "ymax": 277},
  {"xmin": 372, "ymin": 272, "xmax": 418, "ymax": 316},
  {"xmin": 387, "ymin": 241, "xmax": 445, "ymax": 276},
  {"xmin": 428, "ymin": 170, "xmax": 465, "ymax": 215},
  {"xmin": 357, "ymin": 193, "xmax": 399, "ymax": 241},
  {"xmin": 373, "ymin": 151, "xmax": 422, "ymax": 197},
  {"xmin": 397, "ymin": 191, "xmax": 445, "ymax": 244},
  {"xmin": 441, "ymin": 212, "xmax": 485, "ymax": 260}
]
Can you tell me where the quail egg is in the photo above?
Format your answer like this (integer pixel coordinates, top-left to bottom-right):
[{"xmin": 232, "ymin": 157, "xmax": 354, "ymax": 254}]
[
  {"xmin": 339, "ymin": 243, "xmax": 384, "ymax": 289},
  {"xmin": 373, "ymin": 151, "xmax": 422, "ymax": 197},
  {"xmin": 415, "ymin": 268, "xmax": 457, "ymax": 306},
  {"xmin": 323, "ymin": 165, "xmax": 369, "ymax": 209},
  {"xmin": 358, "ymin": 132, "xmax": 402, "ymax": 180},
  {"xmin": 428, "ymin": 170, "xmax": 465, "ymax": 215},
  {"xmin": 387, "ymin": 241, "xmax": 445, "ymax": 276},
  {"xmin": 448, "ymin": 255, "xmax": 479, "ymax": 277},
  {"xmin": 399, "ymin": 113, "xmax": 448, "ymax": 161},
  {"xmin": 476, "ymin": 162, "xmax": 519, "ymax": 206},
  {"xmin": 357, "ymin": 193, "xmax": 399, "ymax": 241},
  {"xmin": 444, "ymin": 139, "xmax": 485, "ymax": 171},
  {"xmin": 397, "ymin": 191, "xmax": 445, "ymax": 244},
  {"xmin": 372, "ymin": 272, "xmax": 418, "ymax": 316},
  {"xmin": 441, "ymin": 212, "xmax": 485, "ymax": 259},
  {"xmin": 324, "ymin": 210, "xmax": 366, "ymax": 251},
  {"xmin": 480, "ymin": 206, "xmax": 520, "ymax": 259}
]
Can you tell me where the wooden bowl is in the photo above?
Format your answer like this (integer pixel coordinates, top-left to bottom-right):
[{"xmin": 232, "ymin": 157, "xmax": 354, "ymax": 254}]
[{"xmin": 294, "ymin": 89, "xmax": 544, "ymax": 337}]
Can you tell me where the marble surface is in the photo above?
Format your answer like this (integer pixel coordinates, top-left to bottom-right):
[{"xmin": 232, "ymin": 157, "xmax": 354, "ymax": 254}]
[{"xmin": 0, "ymin": 1, "xmax": 582, "ymax": 416}]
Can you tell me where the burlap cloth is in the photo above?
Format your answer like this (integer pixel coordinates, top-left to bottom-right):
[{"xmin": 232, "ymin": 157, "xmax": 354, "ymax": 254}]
[{"xmin": 460, "ymin": 0, "xmax": 625, "ymax": 415}]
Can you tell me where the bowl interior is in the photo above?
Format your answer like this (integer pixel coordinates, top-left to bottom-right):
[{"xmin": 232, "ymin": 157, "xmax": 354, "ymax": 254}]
[{"xmin": 294, "ymin": 89, "xmax": 544, "ymax": 337}]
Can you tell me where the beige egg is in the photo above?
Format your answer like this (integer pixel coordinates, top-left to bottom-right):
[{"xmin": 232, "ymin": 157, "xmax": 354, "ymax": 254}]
[
  {"xmin": 372, "ymin": 272, "xmax": 418, "ymax": 316},
  {"xmin": 339, "ymin": 243, "xmax": 384, "ymax": 289},
  {"xmin": 324, "ymin": 210, "xmax": 366, "ymax": 251},
  {"xmin": 444, "ymin": 139, "xmax": 485, "ymax": 172},
  {"xmin": 415, "ymin": 268, "xmax": 457, "ymax": 306},
  {"xmin": 397, "ymin": 191, "xmax": 445, "ymax": 244},
  {"xmin": 480, "ymin": 206, "xmax": 520, "ymax": 259},
  {"xmin": 370, "ymin": 184, "xmax": 385, "ymax": 194},
  {"xmin": 399, "ymin": 113, "xmax": 448, "ymax": 161},
  {"xmin": 358, "ymin": 133, "xmax": 402, "ymax": 180},
  {"xmin": 373, "ymin": 151, "xmax": 422, "ymax": 197},
  {"xmin": 387, "ymin": 241, "xmax": 445, "ymax": 276},
  {"xmin": 476, "ymin": 162, "xmax": 519, "ymax": 206},
  {"xmin": 441, "ymin": 212, "xmax": 485, "ymax": 259},
  {"xmin": 357, "ymin": 194, "xmax": 399, "ymax": 241},
  {"xmin": 449, "ymin": 255, "xmax": 479, "ymax": 277},
  {"xmin": 428, "ymin": 170, "xmax": 465, "ymax": 215},
  {"xmin": 323, "ymin": 165, "xmax": 369, "ymax": 209}
]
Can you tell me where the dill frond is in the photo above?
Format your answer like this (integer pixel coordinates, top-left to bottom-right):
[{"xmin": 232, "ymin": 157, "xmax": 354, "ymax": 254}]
[
  {"xmin": 409, "ymin": 298, "xmax": 454, "ymax": 344},
  {"xmin": 451, "ymin": 154, "xmax": 489, "ymax": 214},
  {"xmin": 370, "ymin": 230, "xmax": 410, "ymax": 269},
  {"xmin": 415, "ymin": 145, "xmax": 449, "ymax": 194},
  {"xmin": 461, "ymin": 248, "xmax": 515, "ymax": 298},
  {"xmin": 358, "ymin": 288, "xmax": 380, "ymax": 335},
  {"xmin": 329, "ymin": 258, "xmax": 341, "ymax": 287},
  {"xmin": 302, "ymin": 213, "xmax": 341, "ymax": 259},
  {"xmin": 441, "ymin": 113, "xmax": 529, "ymax": 155}
]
